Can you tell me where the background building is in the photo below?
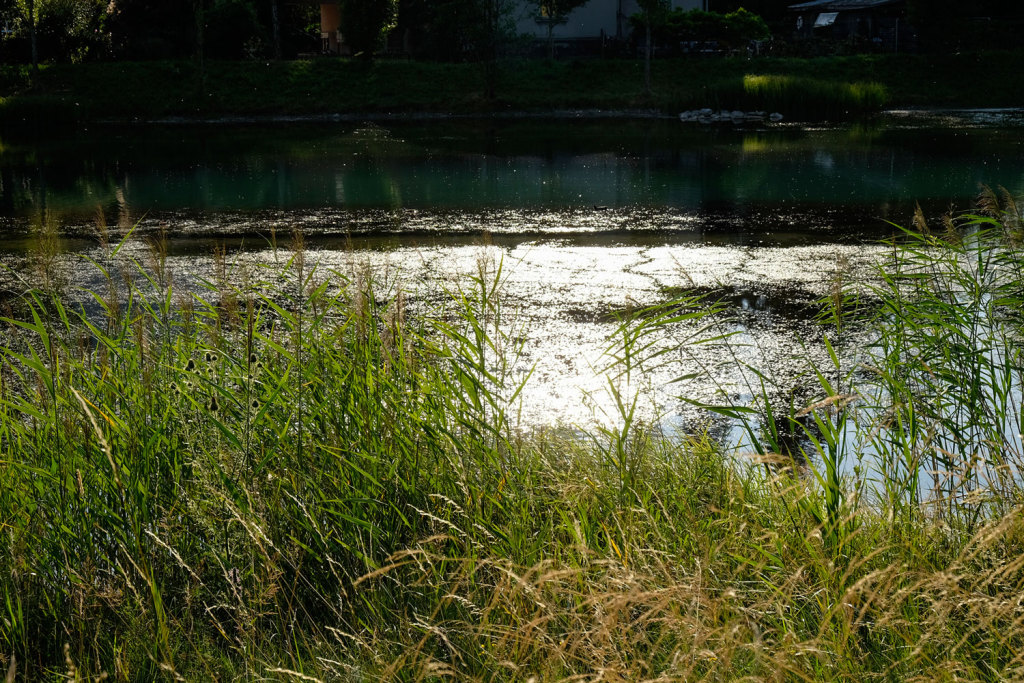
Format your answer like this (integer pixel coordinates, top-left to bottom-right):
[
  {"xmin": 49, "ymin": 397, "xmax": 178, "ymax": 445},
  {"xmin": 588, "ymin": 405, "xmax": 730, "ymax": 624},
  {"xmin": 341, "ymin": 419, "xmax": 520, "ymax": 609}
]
[{"xmin": 788, "ymin": 0, "xmax": 911, "ymax": 51}]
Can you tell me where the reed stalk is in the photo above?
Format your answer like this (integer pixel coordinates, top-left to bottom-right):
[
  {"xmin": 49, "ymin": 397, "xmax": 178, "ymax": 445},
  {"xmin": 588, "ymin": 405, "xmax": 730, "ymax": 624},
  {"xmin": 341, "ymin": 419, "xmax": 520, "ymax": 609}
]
[{"xmin": 0, "ymin": 200, "xmax": 1022, "ymax": 679}]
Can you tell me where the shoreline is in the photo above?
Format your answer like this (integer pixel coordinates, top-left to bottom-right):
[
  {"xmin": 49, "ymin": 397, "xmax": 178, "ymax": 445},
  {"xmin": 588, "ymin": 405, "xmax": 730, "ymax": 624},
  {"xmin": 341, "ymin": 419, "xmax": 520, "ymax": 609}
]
[
  {"xmin": 125, "ymin": 107, "xmax": 675, "ymax": 125},
  {"xmin": 92, "ymin": 105, "xmax": 1024, "ymax": 128}
]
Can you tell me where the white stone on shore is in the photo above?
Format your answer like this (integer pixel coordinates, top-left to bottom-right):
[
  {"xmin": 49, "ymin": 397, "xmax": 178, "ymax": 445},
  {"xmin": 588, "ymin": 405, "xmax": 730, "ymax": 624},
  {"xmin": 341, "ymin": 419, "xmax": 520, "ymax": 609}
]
[{"xmin": 677, "ymin": 109, "xmax": 784, "ymax": 125}]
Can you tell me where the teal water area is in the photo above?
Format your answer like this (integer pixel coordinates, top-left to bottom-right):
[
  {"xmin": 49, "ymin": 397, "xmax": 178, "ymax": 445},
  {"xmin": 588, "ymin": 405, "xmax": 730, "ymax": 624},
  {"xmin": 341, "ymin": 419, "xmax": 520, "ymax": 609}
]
[{"xmin": 1, "ymin": 116, "xmax": 1022, "ymax": 239}]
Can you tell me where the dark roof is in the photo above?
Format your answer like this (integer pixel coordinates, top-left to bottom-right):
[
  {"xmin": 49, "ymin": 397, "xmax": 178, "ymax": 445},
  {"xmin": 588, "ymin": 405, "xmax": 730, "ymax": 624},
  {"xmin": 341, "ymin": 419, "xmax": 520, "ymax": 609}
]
[{"xmin": 788, "ymin": 0, "xmax": 903, "ymax": 10}]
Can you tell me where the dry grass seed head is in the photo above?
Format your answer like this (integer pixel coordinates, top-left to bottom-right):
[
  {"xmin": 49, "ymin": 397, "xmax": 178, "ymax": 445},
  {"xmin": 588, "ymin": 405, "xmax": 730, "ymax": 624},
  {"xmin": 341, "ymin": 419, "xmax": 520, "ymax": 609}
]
[
  {"xmin": 978, "ymin": 185, "xmax": 1001, "ymax": 217},
  {"xmin": 912, "ymin": 202, "xmax": 929, "ymax": 235}
]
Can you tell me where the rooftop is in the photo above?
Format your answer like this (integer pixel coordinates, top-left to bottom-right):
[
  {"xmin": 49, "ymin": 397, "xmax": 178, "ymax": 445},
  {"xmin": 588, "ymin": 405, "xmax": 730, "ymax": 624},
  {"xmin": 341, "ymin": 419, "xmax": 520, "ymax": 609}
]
[{"xmin": 788, "ymin": 0, "xmax": 904, "ymax": 10}]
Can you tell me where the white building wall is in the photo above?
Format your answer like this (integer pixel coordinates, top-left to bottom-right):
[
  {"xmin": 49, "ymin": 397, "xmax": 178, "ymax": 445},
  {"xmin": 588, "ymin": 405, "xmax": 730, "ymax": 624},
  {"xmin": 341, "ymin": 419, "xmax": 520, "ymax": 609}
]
[{"xmin": 513, "ymin": 0, "xmax": 705, "ymax": 40}]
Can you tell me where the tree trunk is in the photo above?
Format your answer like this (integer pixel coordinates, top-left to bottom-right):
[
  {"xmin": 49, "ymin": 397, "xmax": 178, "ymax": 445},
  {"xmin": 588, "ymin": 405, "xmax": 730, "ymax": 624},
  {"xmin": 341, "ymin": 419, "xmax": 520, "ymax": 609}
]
[
  {"xmin": 483, "ymin": 0, "xmax": 499, "ymax": 99},
  {"xmin": 547, "ymin": 20, "xmax": 554, "ymax": 60},
  {"xmin": 271, "ymin": 0, "xmax": 281, "ymax": 59},
  {"xmin": 195, "ymin": 0, "xmax": 206, "ymax": 89},
  {"xmin": 28, "ymin": 0, "xmax": 38, "ymax": 76},
  {"xmin": 644, "ymin": 15, "xmax": 651, "ymax": 93}
]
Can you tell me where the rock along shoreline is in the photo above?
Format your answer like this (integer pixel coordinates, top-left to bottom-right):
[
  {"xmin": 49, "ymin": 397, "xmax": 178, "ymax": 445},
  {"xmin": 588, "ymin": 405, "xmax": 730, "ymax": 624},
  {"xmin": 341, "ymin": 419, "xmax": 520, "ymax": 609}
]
[{"xmin": 678, "ymin": 108, "xmax": 784, "ymax": 124}]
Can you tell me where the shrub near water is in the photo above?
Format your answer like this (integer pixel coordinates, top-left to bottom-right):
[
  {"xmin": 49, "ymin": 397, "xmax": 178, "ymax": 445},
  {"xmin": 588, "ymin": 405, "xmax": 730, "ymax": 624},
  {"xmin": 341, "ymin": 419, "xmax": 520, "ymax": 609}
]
[{"xmin": 1, "ymin": 205, "xmax": 1024, "ymax": 679}]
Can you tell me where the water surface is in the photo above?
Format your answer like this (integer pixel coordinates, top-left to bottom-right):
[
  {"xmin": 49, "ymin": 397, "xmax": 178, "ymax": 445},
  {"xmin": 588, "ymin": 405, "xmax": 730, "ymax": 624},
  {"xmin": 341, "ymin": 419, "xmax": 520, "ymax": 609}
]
[{"xmin": 2, "ymin": 112, "xmax": 1021, "ymax": 434}]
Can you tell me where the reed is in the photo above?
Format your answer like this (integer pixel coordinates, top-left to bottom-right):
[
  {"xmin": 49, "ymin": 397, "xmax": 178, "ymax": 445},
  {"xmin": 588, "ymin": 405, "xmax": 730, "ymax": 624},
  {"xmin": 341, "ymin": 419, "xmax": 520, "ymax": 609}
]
[
  {"xmin": 1, "ymin": 201, "xmax": 1023, "ymax": 679},
  {"xmin": 860, "ymin": 194, "xmax": 1024, "ymax": 528},
  {"xmin": 699, "ymin": 73, "xmax": 888, "ymax": 120}
]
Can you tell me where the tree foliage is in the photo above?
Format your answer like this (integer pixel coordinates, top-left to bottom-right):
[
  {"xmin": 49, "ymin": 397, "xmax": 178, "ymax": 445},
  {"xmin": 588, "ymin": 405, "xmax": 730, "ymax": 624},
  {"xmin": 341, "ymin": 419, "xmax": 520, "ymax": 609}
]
[
  {"xmin": 631, "ymin": 7, "xmax": 770, "ymax": 51},
  {"xmin": 340, "ymin": 0, "xmax": 398, "ymax": 60},
  {"xmin": 527, "ymin": 0, "xmax": 592, "ymax": 59},
  {"xmin": 907, "ymin": 0, "xmax": 1024, "ymax": 51},
  {"xmin": 634, "ymin": 0, "xmax": 668, "ymax": 91},
  {"xmin": 393, "ymin": 0, "xmax": 514, "ymax": 98},
  {"xmin": 103, "ymin": 0, "xmax": 197, "ymax": 59},
  {"xmin": 708, "ymin": 0, "xmax": 794, "ymax": 25},
  {"xmin": 396, "ymin": 0, "xmax": 476, "ymax": 60},
  {"xmin": 37, "ymin": 0, "xmax": 317, "ymax": 61},
  {"xmin": 397, "ymin": 0, "xmax": 515, "ymax": 63},
  {"xmin": 0, "ymin": 0, "xmax": 110, "ymax": 63}
]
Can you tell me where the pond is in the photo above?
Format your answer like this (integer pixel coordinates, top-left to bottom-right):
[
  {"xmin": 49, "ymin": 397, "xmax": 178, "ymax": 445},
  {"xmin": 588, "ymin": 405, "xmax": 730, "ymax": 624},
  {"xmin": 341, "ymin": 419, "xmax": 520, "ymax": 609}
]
[{"xmin": 2, "ymin": 111, "xmax": 1022, "ymax": 437}]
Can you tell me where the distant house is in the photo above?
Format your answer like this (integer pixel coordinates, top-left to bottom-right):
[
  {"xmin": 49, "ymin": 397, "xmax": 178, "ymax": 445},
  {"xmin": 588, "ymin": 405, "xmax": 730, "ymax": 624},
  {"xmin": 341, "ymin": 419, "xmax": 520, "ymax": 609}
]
[
  {"xmin": 788, "ymin": 0, "xmax": 912, "ymax": 51},
  {"xmin": 318, "ymin": 0, "xmax": 705, "ymax": 56}
]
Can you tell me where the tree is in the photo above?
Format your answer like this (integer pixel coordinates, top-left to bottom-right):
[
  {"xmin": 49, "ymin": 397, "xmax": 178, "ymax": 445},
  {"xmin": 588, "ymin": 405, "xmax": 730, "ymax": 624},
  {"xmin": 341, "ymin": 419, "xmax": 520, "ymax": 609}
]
[
  {"xmin": 38, "ymin": 0, "xmax": 110, "ymax": 60},
  {"xmin": 269, "ymin": 0, "xmax": 279, "ymax": 57},
  {"xmin": 274, "ymin": 1, "xmax": 319, "ymax": 57},
  {"xmin": 105, "ymin": 0, "xmax": 197, "ymax": 59},
  {"xmin": 708, "ymin": 0, "xmax": 792, "ymax": 24},
  {"xmin": 904, "ymin": 0, "xmax": 1024, "ymax": 52},
  {"xmin": 635, "ymin": 0, "xmax": 668, "ymax": 92},
  {"xmin": 477, "ymin": 0, "xmax": 515, "ymax": 97},
  {"xmin": 528, "ymin": 0, "xmax": 591, "ymax": 60},
  {"xmin": 396, "ymin": 0, "xmax": 513, "ymax": 94},
  {"xmin": 25, "ymin": 0, "xmax": 36, "ymax": 70},
  {"xmin": 669, "ymin": 8, "xmax": 768, "ymax": 46},
  {"xmin": 631, "ymin": 7, "xmax": 769, "ymax": 58},
  {"xmin": 203, "ymin": 0, "xmax": 263, "ymax": 59},
  {"xmin": 394, "ymin": 0, "xmax": 479, "ymax": 60},
  {"xmin": 1, "ymin": 0, "xmax": 109, "ymax": 68},
  {"xmin": 339, "ymin": 0, "xmax": 397, "ymax": 61},
  {"xmin": 721, "ymin": 7, "xmax": 770, "ymax": 44},
  {"xmin": 9, "ymin": 0, "xmax": 41, "ymax": 72}
]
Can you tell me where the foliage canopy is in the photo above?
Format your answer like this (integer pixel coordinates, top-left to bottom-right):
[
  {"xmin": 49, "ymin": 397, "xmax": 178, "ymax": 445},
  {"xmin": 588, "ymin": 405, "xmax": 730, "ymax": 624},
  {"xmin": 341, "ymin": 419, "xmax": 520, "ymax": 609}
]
[
  {"xmin": 631, "ymin": 7, "xmax": 770, "ymax": 50},
  {"xmin": 340, "ymin": 0, "xmax": 398, "ymax": 60}
]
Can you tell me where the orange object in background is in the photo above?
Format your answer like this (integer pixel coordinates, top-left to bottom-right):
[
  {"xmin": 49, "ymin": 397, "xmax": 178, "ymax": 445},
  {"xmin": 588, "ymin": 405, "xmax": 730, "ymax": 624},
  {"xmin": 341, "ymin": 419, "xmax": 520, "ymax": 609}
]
[{"xmin": 320, "ymin": 2, "xmax": 341, "ymax": 54}]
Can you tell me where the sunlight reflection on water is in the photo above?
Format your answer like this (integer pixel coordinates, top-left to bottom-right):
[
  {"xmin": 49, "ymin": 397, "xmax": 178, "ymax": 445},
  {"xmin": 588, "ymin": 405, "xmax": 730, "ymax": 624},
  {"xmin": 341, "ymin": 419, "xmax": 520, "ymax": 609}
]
[{"xmin": 5, "ymin": 227, "xmax": 888, "ymax": 436}]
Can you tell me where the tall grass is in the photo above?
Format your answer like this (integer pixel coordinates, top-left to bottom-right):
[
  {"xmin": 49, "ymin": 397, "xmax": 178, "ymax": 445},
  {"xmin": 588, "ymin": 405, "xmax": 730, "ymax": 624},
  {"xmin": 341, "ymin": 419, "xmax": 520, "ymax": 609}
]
[
  {"xmin": 1, "ymin": 199, "xmax": 1024, "ymax": 679},
  {"xmin": 0, "ymin": 232, "xmax": 531, "ymax": 678},
  {"xmin": 862, "ymin": 194, "xmax": 1024, "ymax": 525},
  {"xmin": 699, "ymin": 74, "xmax": 888, "ymax": 120}
]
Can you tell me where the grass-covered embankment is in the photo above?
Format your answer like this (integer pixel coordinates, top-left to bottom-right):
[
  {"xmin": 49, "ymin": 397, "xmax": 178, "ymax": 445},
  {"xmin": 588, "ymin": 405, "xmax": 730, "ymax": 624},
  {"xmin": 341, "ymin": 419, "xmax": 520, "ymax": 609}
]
[
  {"xmin": 2, "ymin": 50, "xmax": 1023, "ymax": 126},
  {"xmin": 2, "ymin": 196, "xmax": 1024, "ymax": 679}
]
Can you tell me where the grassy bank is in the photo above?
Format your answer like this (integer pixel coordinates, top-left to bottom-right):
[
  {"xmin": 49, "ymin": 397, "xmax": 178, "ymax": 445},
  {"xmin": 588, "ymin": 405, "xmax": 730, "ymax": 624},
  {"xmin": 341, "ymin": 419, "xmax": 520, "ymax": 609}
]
[
  {"xmin": 1, "ymin": 50, "xmax": 1023, "ymax": 126},
  {"xmin": 1, "ymin": 195, "xmax": 1024, "ymax": 679}
]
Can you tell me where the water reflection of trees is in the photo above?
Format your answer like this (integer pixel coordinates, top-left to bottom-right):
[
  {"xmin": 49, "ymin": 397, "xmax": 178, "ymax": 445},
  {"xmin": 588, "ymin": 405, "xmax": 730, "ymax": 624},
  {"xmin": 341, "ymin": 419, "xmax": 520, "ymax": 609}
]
[{"xmin": 2, "ymin": 122, "xmax": 1022, "ymax": 223}]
